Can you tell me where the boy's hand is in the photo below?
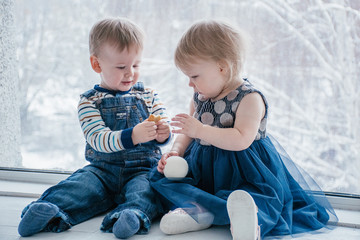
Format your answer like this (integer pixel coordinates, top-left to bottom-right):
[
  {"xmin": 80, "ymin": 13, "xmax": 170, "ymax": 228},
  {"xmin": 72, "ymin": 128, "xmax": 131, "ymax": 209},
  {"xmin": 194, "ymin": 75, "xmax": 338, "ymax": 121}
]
[
  {"xmin": 155, "ymin": 119, "xmax": 171, "ymax": 143},
  {"xmin": 170, "ymin": 113, "xmax": 203, "ymax": 139},
  {"xmin": 132, "ymin": 120, "xmax": 157, "ymax": 145},
  {"xmin": 157, "ymin": 151, "xmax": 179, "ymax": 173}
]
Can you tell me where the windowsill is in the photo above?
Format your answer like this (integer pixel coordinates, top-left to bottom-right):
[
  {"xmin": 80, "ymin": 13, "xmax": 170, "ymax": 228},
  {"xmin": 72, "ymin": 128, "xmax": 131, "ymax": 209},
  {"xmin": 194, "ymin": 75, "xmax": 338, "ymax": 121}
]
[
  {"xmin": 0, "ymin": 179, "xmax": 359, "ymax": 230},
  {"xmin": 1, "ymin": 169, "xmax": 359, "ymax": 230},
  {"xmin": 0, "ymin": 179, "xmax": 53, "ymax": 198}
]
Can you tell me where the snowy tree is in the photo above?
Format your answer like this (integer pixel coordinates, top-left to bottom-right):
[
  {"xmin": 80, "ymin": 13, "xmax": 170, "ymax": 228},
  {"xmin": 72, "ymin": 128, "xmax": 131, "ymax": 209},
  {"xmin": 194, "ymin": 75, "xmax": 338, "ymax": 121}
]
[{"xmin": 8, "ymin": 0, "xmax": 359, "ymax": 193}]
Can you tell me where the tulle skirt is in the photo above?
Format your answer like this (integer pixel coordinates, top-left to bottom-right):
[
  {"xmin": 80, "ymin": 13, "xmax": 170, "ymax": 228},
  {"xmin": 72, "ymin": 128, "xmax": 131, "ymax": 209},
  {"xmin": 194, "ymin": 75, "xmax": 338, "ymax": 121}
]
[{"xmin": 150, "ymin": 135, "xmax": 337, "ymax": 237}]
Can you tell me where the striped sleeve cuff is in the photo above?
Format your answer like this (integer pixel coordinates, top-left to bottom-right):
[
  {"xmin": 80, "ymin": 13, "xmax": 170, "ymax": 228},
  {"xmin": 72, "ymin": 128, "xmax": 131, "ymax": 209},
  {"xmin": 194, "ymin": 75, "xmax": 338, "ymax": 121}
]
[{"xmin": 120, "ymin": 128, "xmax": 135, "ymax": 149}]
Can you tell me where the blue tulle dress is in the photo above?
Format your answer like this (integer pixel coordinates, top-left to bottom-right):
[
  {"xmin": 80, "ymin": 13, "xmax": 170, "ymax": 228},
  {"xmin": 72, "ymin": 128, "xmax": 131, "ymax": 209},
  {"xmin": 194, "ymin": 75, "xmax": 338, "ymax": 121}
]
[{"xmin": 150, "ymin": 80, "xmax": 337, "ymax": 238}]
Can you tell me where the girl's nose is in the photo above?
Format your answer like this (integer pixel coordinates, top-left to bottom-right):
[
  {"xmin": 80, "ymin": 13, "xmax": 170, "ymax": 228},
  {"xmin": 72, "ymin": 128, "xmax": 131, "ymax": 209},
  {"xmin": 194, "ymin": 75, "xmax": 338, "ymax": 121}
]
[{"xmin": 188, "ymin": 79, "xmax": 194, "ymax": 88}]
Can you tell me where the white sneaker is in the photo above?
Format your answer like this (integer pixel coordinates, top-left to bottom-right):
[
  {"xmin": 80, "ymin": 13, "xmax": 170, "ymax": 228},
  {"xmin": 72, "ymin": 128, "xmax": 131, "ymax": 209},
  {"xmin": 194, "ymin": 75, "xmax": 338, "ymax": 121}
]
[
  {"xmin": 227, "ymin": 190, "xmax": 260, "ymax": 240},
  {"xmin": 159, "ymin": 208, "xmax": 213, "ymax": 235}
]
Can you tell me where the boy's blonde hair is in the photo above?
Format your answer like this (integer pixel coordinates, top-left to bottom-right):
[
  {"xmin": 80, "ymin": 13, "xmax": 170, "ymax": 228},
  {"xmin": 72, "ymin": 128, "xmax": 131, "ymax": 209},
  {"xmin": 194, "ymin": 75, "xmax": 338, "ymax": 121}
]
[
  {"xmin": 89, "ymin": 17, "xmax": 145, "ymax": 56},
  {"xmin": 175, "ymin": 20, "xmax": 248, "ymax": 81}
]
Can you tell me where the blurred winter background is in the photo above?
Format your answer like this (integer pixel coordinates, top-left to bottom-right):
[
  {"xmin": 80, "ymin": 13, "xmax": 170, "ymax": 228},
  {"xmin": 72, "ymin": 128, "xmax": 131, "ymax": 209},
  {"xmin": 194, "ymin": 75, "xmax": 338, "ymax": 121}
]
[{"xmin": 9, "ymin": 0, "xmax": 359, "ymax": 195}]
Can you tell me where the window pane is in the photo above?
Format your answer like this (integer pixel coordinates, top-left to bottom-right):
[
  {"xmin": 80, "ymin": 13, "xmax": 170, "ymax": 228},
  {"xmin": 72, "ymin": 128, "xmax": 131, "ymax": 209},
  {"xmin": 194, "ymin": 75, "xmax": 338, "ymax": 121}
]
[{"xmin": 6, "ymin": 0, "xmax": 360, "ymax": 195}]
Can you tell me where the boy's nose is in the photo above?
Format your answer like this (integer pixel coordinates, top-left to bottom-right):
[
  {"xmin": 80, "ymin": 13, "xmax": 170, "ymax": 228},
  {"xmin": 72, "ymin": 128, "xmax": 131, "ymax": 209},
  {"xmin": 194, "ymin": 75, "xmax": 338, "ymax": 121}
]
[{"xmin": 126, "ymin": 67, "xmax": 134, "ymax": 77}]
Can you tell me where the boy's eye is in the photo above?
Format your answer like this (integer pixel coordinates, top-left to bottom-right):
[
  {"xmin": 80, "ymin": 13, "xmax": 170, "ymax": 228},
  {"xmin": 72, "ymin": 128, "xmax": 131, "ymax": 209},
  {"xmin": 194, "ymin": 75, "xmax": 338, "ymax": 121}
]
[
  {"xmin": 117, "ymin": 66, "xmax": 126, "ymax": 70},
  {"xmin": 191, "ymin": 75, "xmax": 199, "ymax": 79}
]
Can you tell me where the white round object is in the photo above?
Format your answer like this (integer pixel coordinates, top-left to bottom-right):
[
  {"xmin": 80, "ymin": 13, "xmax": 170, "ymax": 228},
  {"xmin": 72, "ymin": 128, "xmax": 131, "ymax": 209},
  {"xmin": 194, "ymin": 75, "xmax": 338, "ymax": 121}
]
[{"xmin": 164, "ymin": 156, "xmax": 188, "ymax": 180}]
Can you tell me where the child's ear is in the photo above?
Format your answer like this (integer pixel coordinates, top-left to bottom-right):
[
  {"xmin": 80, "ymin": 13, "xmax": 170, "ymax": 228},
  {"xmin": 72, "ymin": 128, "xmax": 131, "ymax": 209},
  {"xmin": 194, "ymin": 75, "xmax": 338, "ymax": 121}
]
[
  {"xmin": 90, "ymin": 55, "xmax": 102, "ymax": 73},
  {"xmin": 217, "ymin": 60, "xmax": 229, "ymax": 74}
]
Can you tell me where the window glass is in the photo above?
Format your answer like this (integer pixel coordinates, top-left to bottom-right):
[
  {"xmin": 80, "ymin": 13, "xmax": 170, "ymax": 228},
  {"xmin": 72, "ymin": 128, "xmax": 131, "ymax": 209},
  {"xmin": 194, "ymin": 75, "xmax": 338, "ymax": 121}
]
[{"xmin": 4, "ymin": 0, "xmax": 359, "ymax": 195}]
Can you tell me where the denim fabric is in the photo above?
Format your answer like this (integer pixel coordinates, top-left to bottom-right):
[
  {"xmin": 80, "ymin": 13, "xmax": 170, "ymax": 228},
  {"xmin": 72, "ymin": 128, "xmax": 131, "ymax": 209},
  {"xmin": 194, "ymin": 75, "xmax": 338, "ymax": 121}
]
[{"xmin": 21, "ymin": 83, "xmax": 162, "ymax": 233}]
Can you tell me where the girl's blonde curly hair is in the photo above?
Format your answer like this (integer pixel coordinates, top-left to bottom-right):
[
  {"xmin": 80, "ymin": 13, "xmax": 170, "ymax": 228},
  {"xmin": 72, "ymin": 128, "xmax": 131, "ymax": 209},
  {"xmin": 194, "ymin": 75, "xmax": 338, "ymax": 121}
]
[{"xmin": 175, "ymin": 19, "xmax": 249, "ymax": 82}]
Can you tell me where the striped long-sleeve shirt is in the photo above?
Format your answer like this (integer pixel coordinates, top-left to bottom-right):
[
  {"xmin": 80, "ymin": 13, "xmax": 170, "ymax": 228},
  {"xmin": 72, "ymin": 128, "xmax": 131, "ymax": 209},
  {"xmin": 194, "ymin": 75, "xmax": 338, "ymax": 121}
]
[{"xmin": 78, "ymin": 84, "xmax": 168, "ymax": 153}]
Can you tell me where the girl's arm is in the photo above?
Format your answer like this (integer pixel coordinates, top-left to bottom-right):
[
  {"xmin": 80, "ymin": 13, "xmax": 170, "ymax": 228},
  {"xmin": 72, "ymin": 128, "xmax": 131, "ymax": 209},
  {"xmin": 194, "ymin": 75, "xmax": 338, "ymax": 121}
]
[
  {"xmin": 170, "ymin": 99, "xmax": 196, "ymax": 156},
  {"xmin": 170, "ymin": 134, "xmax": 193, "ymax": 157},
  {"xmin": 157, "ymin": 100, "xmax": 194, "ymax": 173},
  {"xmin": 171, "ymin": 92, "xmax": 265, "ymax": 151}
]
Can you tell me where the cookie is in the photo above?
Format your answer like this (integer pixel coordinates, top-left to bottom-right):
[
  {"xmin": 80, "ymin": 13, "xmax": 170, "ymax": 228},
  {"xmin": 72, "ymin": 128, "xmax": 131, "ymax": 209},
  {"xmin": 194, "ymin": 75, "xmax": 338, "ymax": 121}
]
[{"xmin": 148, "ymin": 114, "xmax": 161, "ymax": 123}]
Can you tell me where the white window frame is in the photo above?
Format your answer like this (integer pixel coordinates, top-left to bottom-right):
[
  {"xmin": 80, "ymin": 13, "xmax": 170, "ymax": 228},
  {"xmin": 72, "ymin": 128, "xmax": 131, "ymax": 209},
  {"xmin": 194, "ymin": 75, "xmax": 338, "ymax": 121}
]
[
  {"xmin": 1, "ymin": 2, "xmax": 358, "ymax": 229},
  {"xmin": 0, "ymin": 167, "xmax": 359, "ymax": 212}
]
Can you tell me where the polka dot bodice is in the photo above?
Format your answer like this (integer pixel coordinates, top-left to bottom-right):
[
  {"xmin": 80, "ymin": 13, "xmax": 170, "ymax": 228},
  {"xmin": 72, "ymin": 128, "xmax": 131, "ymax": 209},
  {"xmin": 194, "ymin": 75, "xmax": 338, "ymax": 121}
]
[{"xmin": 193, "ymin": 80, "xmax": 268, "ymax": 145}]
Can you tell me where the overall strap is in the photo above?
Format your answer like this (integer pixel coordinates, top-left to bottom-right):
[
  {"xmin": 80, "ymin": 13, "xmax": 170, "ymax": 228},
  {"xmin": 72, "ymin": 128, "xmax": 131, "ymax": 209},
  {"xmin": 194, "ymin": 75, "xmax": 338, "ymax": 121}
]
[
  {"xmin": 132, "ymin": 82, "xmax": 144, "ymax": 92},
  {"xmin": 80, "ymin": 89, "xmax": 97, "ymax": 98}
]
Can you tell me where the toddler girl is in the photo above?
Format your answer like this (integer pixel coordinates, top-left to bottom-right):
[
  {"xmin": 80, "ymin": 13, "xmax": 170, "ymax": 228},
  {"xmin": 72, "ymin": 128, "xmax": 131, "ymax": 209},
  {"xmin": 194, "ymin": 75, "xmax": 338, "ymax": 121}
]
[{"xmin": 150, "ymin": 19, "xmax": 337, "ymax": 240}]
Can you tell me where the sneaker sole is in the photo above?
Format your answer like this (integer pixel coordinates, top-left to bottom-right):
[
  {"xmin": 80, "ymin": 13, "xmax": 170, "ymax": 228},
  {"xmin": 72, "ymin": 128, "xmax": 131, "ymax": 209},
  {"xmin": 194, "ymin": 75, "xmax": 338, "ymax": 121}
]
[
  {"xmin": 160, "ymin": 211, "xmax": 212, "ymax": 235},
  {"xmin": 227, "ymin": 190, "xmax": 258, "ymax": 240}
]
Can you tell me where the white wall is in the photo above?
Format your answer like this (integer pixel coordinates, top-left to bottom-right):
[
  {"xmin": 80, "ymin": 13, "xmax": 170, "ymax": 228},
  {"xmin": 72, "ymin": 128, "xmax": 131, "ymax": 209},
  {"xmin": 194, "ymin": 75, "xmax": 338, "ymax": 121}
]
[{"xmin": 0, "ymin": 0, "xmax": 22, "ymax": 167}]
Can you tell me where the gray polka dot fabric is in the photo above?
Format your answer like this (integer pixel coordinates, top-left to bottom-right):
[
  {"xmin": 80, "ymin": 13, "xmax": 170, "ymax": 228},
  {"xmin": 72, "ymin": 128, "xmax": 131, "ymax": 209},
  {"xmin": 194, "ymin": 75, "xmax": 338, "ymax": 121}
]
[{"xmin": 193, "ymin": 79, "xmax": 268, "ymax": 145}]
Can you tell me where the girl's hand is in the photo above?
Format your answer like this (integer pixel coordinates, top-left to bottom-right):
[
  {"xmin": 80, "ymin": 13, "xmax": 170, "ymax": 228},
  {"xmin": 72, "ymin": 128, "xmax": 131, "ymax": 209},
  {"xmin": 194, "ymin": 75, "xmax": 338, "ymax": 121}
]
[
  {"xmin": 157, "ymin": 151, "xmax": 179, "ymax": 173},
  {"xmin": 155, "ymin": 120, "xmax": 171, "ymax": 143},
  {"xmin": 132, "ymin": 120, "xmax": 157, "ymax": 145},
  {"xmin": 171, "ymin": 113, "xmax": 203, "ymax": 139}
]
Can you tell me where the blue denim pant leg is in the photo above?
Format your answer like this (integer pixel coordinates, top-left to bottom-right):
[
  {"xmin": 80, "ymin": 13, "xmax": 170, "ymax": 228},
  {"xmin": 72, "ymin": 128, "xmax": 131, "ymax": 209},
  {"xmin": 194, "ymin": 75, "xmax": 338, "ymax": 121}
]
[
  {"xmin": 22, "ymin": 165, "xmax": 115, "ymax": 232},
  {"xmin": 101, "ymin": 172, "xmax": 158, "ymax": 234}
]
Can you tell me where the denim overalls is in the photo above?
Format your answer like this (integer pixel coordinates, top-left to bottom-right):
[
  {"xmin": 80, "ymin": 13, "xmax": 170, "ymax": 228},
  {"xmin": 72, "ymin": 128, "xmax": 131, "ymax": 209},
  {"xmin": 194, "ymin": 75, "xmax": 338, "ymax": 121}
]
[{"xmin": 21, "ymin": 83, "xmax": 162, "ymax": 233}]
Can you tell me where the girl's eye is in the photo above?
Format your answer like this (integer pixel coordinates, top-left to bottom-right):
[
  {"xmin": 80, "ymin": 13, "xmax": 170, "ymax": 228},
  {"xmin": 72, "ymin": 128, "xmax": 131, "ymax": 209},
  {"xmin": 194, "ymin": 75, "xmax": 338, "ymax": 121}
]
[
  {"xmin": 191, "ymin": 75, "xmax": 199, "ymax": 79},
  {"xmin": 117, "ymin": 66, "xmax": 126, "ymax": 70}
]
